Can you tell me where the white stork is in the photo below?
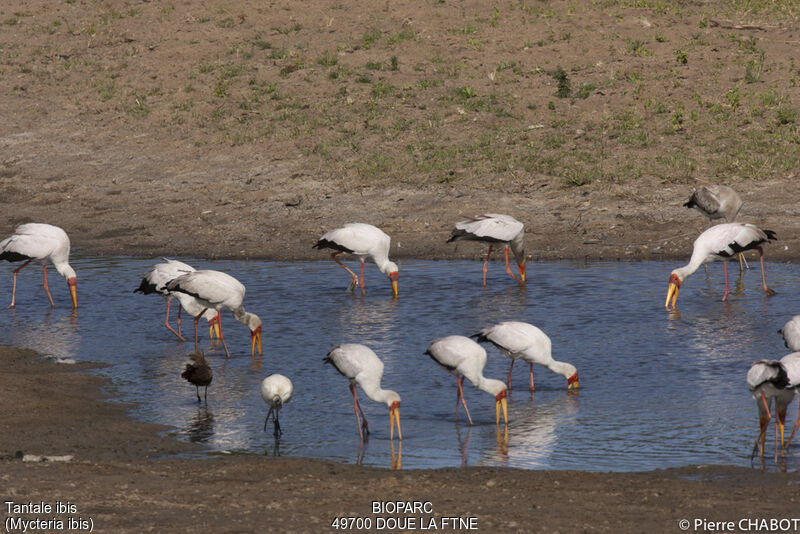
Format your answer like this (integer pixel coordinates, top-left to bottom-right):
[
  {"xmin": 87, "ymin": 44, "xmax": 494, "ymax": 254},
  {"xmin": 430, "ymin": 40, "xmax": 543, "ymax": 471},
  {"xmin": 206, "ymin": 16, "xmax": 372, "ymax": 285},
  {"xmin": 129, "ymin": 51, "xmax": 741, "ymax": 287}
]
[
  {"xmin": 0, "ymin": 223, "xmax": 77, "ymax": 309},
  {"xmin": 425, "ymin": 335, "xmax": 508, "ymax": 426},
  {"xmin": 473, "ymin": 321, "xmax": 578, "ymax": 392},
  {"xmin": 261, "ymin": 374, "xmax": 293, "ymax": 437},
  {"xmin": 324, "ymin": 344, "xmax": 402, "ymax": 441},
  {"xmin": 747, "ymin": 353, "xmax": 800, "ymax": 457},
  {"xmin": 666, "ymin": 222, "xmax": 776, "ymax": 309},
  {"xmin": 134, "ymin": 258, "xmax": 220, "ymax": 341},
  {"xmin": 778, "ymin": 316, "xmax": 800, "ymax": 352},
  {"xmin": 313, "ymin": 223, "xmax": 399, "ymax": 298},
  {"xmin": 166, "ymin": 270, "xmax": 262, "ymax": 358},
  {"xmin": 447, "ymin": 214, "xmax": 525, "ymax": 286},
  {"xmin": 779, "ymin": 353, "xmax": 800, "ymax": 450}
]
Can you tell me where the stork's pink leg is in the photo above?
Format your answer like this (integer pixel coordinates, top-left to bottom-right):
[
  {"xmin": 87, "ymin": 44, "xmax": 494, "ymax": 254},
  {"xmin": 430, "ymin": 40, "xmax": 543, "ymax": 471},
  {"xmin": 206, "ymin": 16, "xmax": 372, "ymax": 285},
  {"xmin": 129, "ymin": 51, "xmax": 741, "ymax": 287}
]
[
  {"xmin": 507, "ymin": 359, "xmax": 514, "ymax": 390},
  {"xmin": 350, "ymin": 383, "xmax": 369, "ymax": 441},
  {"xmin": 482, "ymin": 245, "xmax": 493, "ymax": 286},
  {"xmin": 41, "ymin": 265, "xmax": 55, "ymax": 308},
  {"xmin": 455, "ymin": 376, "xmax": 473, "ymax": 425},
  {"xmin": 8, "ymin": 259, "xmax": 31, "ymax": 308},
  {"xmin": 331, "ymin": 252, "xmax": 359, "ymax": 292},
  {"xmin": 529, "ymin": 362, "xmax": 535, "ymax": 391},
  {"xmin": 216, "ymin": 310, "xmax": 231, "ymax": 358},
  {"xmin": 164, "ymin": 300, "xmax": 185, "ymax": 340},
  {"xmin": 193, "ymin": 308, "xmax": 208, "ymax": 354},
  {"xmin": 784, "ymin": 405, "xmax": 800, "ymax": 450},
  {"xmin": 504, "ymin": 247, "xmax": 523, "ymax": 283},
  {"xmin": 722, "ymin": 261, "xmax": 730, "ymax": 301},
  {"xmin": 177, "ymin": 304, "xmax": 183, "ymax": 337},
  {"xmin": 757, "ymin": 247, "xmax": 776, "ymax": 296},
  {"xmin": 359, "ymin": 261, "xmax": 365, "ymax": 296}
]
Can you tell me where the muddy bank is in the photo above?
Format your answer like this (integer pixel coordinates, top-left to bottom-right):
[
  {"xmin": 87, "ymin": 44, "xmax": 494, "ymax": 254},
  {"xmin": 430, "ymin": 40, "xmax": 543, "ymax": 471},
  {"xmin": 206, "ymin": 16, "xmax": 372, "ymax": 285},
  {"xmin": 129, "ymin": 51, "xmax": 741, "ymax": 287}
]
[{"xmin": 1, "ymin": 345, "xmax": 799, "ymax": 533}]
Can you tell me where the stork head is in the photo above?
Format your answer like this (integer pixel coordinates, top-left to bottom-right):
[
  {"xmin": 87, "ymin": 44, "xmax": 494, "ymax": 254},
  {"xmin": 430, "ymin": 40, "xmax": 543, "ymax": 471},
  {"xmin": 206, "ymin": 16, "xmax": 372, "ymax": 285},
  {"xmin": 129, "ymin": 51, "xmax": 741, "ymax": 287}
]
[
  {"xmin": 665, "ymin": 271, "xmax": 682, "ymax": 309},
  {"xmin": 386, "ymin": 394, "xmax": 402, "ymax": 441},
  {"xmin": 567, "ymin": 370, "xmax": 579, "ymax": 390},
  {"xmin": 246, "ymin": 313, "xmax": 262, "ymax": 357},
  {"xmin": 386, "ymin": 262, "xmax": 399, "ymax": 298},
  {"xmin": 495, "ymin": 388, "xmax": 508, "ymax": 426}
]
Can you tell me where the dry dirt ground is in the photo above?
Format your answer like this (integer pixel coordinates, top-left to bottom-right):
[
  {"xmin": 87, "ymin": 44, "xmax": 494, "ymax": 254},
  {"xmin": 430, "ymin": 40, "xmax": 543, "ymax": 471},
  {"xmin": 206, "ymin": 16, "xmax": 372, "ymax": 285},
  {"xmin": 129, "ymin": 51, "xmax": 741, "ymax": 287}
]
[
  {"xmin": 1, "ymin": 0, "xmax": 799, "ymax": 262},
  {"xmin": 2, "ymin": 0, "xmax": 800, "ymax": 532}
]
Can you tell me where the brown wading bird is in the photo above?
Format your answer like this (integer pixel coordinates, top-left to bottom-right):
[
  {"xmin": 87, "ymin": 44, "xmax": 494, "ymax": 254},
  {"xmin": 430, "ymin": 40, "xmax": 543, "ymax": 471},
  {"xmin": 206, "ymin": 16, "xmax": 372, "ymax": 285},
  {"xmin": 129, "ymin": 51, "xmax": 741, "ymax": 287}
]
[
  {"xmin": 182, "ymin": 352, "xmax": 213, "ymax": 402},
  {"xmin": 0, "ymin": 223, "xmax": 78, "ymax": 309},
  {"xmin": 447, "ymin": 214, "xmax": 525, "ymax": 286},
  {"xmin": 684, "ymin": 185, "xmax": 748, "ymax": 270}
]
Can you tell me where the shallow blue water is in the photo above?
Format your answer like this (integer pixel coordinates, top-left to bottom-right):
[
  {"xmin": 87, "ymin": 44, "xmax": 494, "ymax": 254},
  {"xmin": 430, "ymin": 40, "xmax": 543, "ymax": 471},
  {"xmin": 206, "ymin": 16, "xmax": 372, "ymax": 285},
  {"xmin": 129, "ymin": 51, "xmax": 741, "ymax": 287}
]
[{"xmin": 1, "ymin": 255, "xmax": 799, "ymax": 472}]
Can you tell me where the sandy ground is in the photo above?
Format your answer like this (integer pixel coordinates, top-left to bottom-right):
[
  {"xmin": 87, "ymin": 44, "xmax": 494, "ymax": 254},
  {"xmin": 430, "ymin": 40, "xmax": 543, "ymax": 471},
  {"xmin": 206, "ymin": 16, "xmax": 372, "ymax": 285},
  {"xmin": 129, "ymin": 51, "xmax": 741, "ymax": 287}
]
[{"xmin": 2, "ymin": 345, "xmax": 799, "ymax": 533}]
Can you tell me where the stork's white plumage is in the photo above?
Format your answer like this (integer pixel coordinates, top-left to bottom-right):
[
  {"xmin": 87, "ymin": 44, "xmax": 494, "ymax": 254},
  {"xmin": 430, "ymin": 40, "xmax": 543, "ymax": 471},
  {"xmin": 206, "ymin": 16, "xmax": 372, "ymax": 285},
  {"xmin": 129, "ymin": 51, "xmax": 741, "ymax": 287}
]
[
  {"xmin": 474, "ymin": 321, "xmax": 578, "ymax": 391},
  {"xmin": 425, "ymin": 335, "xmax": 508, "ymax": 426},
  {"xmin": 261, "ymin": 374, "xmax": 293, "ymax": 437},
  {"xmin": 779, "ymin": 353, "xmax": 800, "ymax": 450},
  {"xmin": 666, "ymin": 223, "xmax": 776, "ymax": 308},
  {"xmin": 166, "ymin": 270, "xmax": 262, "ymax": 358},
  {"xmin": 134, "ymin": 258, "xmax": 219, "ymax": 341},
  {"xmin": 447, "ymin": 214, "xmax": 525, "ymax": 286},
  {"xmin": 779, "ymin": 316, "xmax": 800, "ymax": 352},
  {"xmin": 684, "ymin": 185, "xmax": 743, "ymax": 223},
  {"xmin": 747, "ymin": 353, "xmax": 800, "ymax": 457},
  {"xmin": 313, "ymin": 223, "xmax": 399, "ymax": 298},
  {"xmin": 0, "ymin": 223, "xmax": 77, "ymax": 309},
  {"xmin": 324, "ymin": 344, "xmax": 402, "ymax": 441}
]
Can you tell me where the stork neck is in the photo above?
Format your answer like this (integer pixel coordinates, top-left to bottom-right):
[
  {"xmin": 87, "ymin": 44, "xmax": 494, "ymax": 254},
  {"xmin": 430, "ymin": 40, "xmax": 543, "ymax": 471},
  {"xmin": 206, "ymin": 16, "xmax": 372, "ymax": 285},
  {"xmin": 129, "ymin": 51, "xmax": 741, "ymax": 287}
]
[
  {"xmin": 674, "ymin": 246, "xmax": 712, "ymax": 282},
  {"xmin": 361, "ymin": 381, "xmax": 397, "ymax": 407},
  {"xmin": 475, "ymin": 376, "xmax": 506, "ymax": 397},
  {"xmin": 548, "ymin": 360, "xmax": 574, "ymax": 378},
  {"xmin": 54, "ymin": 262, "xmax": 76, "ymax": 280},
  {"xmin": 510, "ymin": 233, "xmax": 525, "ymax": 266}
]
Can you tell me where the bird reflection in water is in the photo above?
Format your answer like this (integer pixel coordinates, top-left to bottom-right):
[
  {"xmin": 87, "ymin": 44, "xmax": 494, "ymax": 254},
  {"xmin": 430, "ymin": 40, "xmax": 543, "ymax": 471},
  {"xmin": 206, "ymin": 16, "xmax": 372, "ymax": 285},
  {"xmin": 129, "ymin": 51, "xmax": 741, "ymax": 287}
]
[
  {"xmin": 456, "ymin": 425, "xmax": 472, "ymax": 467},
  {"xmin": 391, "ymin": 441, "xmax": 402, "ymax": 470},
  {"xmin": 8, "ymin": 308, "xmax": 80, "ymax": 361},
  {"xmin": 186, "ymin": 406, "xmax": 215, "ymax": 443}
]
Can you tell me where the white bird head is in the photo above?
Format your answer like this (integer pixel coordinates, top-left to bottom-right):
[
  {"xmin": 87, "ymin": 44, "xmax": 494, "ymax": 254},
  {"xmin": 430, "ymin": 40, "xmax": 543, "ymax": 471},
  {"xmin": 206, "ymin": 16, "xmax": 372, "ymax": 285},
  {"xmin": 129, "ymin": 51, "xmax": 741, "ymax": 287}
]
[
  {"xmin": 383, "ymin": 390, "xmax": 402, "ymax": 441},
  {"xmin": 58, "ymin": 265, "xmax": 78, "ymax": 309},
  {"xmin": 384, "ymin": 261, "xmax": 399, "ymax": 298},
  {"xmin": 245, "ymin": 313, "xmax": 262, "ymax": 358},
  {"xmin": 482, "ymin": 378, "xmax": 508, "ymax": 426},
  {"xmin": 665, "ymin": 269, "xmax": 683, "ymax": 309},
  {"xmin": 564, "ymin": 364, "xmax": 579, "ymax": 390}
]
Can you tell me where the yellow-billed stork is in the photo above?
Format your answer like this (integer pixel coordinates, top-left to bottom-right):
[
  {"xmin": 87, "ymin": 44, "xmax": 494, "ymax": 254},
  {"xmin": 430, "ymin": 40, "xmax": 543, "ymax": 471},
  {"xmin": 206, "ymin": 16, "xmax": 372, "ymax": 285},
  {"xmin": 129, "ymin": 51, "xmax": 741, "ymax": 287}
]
[
  {"xmin": 666, "ymin": 222, "xmax": 776, "ymax": 309},
  {"xmin": 425, "ymin": 335, "xmax": 508, "ymax": 426},
  {"xmin": 134, "ymin": 258, "xmax": 220, "ymax": 341},
  {"xmin": 313, "ymin": 223, "xmax": 399, "ymax": 298},
  {"xmin": 324, "ymin": 343, "xmax": 402, "ymax": 441},
  {"xmin": 166, "ymin": 270, "xmax": 262, "ymax": 358},
  {"xmin": 447, "ymin": 214, "xmax": 525, "ymax": 286},
  {"xmin": 474, "ymin": 321, "xmax": 578, "ymax": 392},
  {"xmin": 0, "ymin": 223, "xmax": 77, "ymax": 309}
]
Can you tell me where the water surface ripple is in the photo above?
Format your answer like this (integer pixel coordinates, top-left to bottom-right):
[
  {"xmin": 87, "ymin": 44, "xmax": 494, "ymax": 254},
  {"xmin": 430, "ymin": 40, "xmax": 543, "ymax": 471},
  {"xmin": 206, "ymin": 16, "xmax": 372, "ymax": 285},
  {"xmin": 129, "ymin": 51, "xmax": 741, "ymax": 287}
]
[{"xmin": 2, "ymin": 256, "xmax": 798, "ymax": 472}]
